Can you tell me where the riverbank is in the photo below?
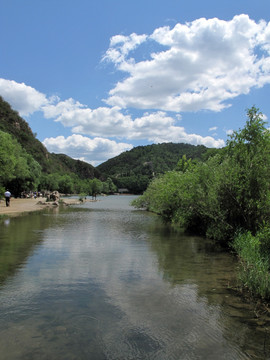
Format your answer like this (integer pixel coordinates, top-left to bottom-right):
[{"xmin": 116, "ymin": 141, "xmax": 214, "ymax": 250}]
[{"xmin": 0, "ymin": 197, "xmax": 88, "ymax": 217}]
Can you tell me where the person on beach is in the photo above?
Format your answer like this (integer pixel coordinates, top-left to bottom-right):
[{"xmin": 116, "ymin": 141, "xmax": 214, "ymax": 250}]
[{"xmin": 4, "ymin": 190, "xmax": 11, "ymax": 207}]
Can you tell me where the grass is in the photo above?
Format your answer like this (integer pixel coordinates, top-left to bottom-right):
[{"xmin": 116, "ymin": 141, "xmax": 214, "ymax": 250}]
[{"xmin": 232, "ymin": 228, "xmax": 270, "ymax": 299}]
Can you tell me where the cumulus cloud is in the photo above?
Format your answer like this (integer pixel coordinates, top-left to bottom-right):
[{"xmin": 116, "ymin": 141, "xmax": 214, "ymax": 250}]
[
  {"xmin": 56, "ymin": 106, "xmax": 133, "ymax": 137},
  {"xmin": 104, "ymin": 15, "xmax": 270, "ymax": 112},
  {"xmin": 150, "ymin": 128, "xmax": 224, "ymax": 148},
  {"xmin": 43, "ymin": 135, "xmax": 133, "ymax": 166},
  {"xmin": 130, "ymin": 112, "xmax": 224, "ymax": 147},
  {"xmin": 0, "ymin": 79, "xmax": 48, "ymax": 116},
  {"xmin": 42, "ymin": 97, "xmax": 86, "ymax": 119},
  {"xmin": 44, "ymin": 104, "xmax": 225, "ymax": 148}
]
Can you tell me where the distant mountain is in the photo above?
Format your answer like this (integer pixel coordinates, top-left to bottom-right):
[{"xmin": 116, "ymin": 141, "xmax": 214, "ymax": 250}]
[
  {"xmin": 0, "ymin": 96, "xmax": 100, "ymax": 180},
  {"xmin": 97, "ymin": 142, "xmax": 211, "ymax": 193}
]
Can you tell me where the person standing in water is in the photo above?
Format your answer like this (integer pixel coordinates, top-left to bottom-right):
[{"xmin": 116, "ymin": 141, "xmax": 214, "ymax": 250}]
[{"xmin": 4, "ymin": 190, "xmax": 11, "ymax": 207}]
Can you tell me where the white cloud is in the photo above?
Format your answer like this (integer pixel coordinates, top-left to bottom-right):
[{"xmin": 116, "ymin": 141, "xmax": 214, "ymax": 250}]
[
  {"xmin": 45, "ymin": 105, "xmax": 224, "ymax": 149},
  {"xmin": 105, "ymin": 15, "xmax": 270, "ymax": 112},
  {"xmin": 130, "ymin": 112, "xmax": 224, "ymax": 147},
  {"xmin": 103, "ymin": 33, "xmax": 147, "ymax": 65},
  {"xmin": 130, "ymin": 111, "xmax": 224, "ymax": 147},
  {"xmin": 43, "ymin": 135, "xmax": 133, "ymax": 166},
  {"xmin": 0, "ymin": 79, "xmax": 48, "ymax": 116},
  {"xmin": 209, "ymin": 126, "xmax": 217, "ymax": 131},
  {"xmin": 42, "ymin": 98, "xmax": 86, "ymax": 119},
  {"xmin": 49, "ymin": 105, "xmax": 134, "ymax": 137}
]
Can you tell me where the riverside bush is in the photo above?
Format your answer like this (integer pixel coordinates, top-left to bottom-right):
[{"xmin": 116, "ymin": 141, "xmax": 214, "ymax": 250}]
[{"xmin": 232, "ymin": 228, "xmax": 270, "ymax": 299}]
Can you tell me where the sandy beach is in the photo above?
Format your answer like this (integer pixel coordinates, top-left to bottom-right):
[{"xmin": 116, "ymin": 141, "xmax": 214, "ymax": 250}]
[{"xmin": 0, "ymin": 197, "xmax": 82, "ymax": 217}]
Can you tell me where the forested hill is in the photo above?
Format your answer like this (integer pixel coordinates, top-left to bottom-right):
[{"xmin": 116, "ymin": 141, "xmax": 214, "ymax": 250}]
[
  {"xmin": 97, "ymin": 142, "xmax": 212, "ymax": 193},
  {"xmin": 0, "ymin": 96, "xmax": 100, "ymax": 179}
]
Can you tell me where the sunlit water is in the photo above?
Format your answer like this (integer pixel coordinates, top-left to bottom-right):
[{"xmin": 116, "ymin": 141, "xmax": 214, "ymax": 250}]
[{"xmin": 0, "ymin": 195, "xmax": 269, "ymax": 359}]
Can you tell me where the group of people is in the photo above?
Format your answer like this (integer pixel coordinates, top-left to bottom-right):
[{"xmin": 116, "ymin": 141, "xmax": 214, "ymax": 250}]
[{"xmin": 21, "ymin": 191, "xmax": 42, "ymax": 199}]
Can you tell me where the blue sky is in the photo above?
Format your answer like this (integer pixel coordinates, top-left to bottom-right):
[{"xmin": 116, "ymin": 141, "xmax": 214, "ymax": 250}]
[{"xmin": 1, "ymin": 0, "xmax": 270, "ymax": 165}]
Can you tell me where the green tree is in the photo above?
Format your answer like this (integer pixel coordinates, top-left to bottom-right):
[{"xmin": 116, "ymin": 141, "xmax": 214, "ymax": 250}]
[
  {"xmin": 0, "ymin": 131, "xmax": 18, "ymax": 185},
  {"xmin": 39, "ymin": 173, "xmax": 61, "ymax": 191},
  {"xmin": 58, "ymin": 175, "xmax": 74, "ymax": 194},
  {"xmin": 0, "ymin": 131, "xmax": 42, "ymax": 196},
  {"xmin": 103, "ymin": 177, "xmax": 117, "ymax": 194},
  {"xmin": 175, "ymin": 155, "xmax": 195, "ymax": 173},
  {"xmin": 222, "ymin": 106, "xmax": 270, "ymax": 235},
  {"xmin": 85, "ymin": 178, "xmax": 103, "ymax": 197},
  {"xmin": 7, "ymin": 152, "xmax": 42, "ymax": 196}
]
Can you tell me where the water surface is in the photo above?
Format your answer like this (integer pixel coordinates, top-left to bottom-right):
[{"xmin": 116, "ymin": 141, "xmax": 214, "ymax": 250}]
[{"xmin": 0, "ymin": 195, "xmax": 269, "ymax": 359}]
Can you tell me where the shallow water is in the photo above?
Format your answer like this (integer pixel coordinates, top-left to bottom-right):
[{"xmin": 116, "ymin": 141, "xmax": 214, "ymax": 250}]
[{"xmin": 0, "ymin": 195, "xmax": 269, "ymax": 359}]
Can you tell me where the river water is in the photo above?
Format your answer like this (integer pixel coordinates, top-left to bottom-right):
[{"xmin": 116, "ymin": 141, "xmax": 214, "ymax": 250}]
[{"xmin": 0, "ymin": 195, "xmax": 269, "ymax": 359}]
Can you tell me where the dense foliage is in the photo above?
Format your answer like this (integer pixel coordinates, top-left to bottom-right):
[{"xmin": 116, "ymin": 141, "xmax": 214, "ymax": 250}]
[
  {"xmin": 133, "ymin": 107, "xmax": 270, "ymax": 299},
  {"xmin": 97, "ymin": 142, "xmax": 212, "ymax": 193},
  {"xmin": 0, "ymin": 130, "xmax": 42, "ymax": 196}
]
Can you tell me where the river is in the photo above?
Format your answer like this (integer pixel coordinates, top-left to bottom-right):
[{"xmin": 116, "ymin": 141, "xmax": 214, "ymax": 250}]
[{"xmin": 0, "ymin": 195, "xmax": 269, "ymax": 359}]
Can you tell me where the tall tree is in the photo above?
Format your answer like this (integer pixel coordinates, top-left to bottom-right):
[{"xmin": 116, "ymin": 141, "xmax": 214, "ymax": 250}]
[{"xmin": 223, "ymin": 106, "xmax": 270, "ymax": 234}]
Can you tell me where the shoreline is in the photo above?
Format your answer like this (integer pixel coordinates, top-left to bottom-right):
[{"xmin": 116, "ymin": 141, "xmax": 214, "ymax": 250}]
[{"xmin": 0, "ymin": 197, "xmax": 87, "ymax": 217}]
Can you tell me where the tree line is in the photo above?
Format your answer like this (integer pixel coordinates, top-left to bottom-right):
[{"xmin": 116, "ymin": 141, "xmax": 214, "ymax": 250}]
[{"xmin": 133, "ymin": 107, "xmax": 270, "ymax": 299}]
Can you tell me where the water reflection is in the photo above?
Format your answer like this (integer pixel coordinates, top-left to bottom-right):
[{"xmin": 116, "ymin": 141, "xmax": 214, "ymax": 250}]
[
  {"xmin": 0, "ymin": 210, "xmax": 52, "ymax": 283},
  {"xmin": 0, "ymin": 196, "xmax": 268, "ymax": 359},
  {"xmin": 4, "ymin": 218, "xmax": 10, "ymax": 226}
]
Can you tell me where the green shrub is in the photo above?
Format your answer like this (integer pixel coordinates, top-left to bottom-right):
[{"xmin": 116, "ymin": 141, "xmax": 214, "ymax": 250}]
[{"xmin": 232, "ymin": 229, "xmax": 270, "ymax": 299}]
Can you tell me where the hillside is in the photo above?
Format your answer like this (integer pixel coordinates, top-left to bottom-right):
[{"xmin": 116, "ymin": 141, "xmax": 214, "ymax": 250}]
[
  {"xmin": 0, "ymin": 96, "xmax": 100, "ymax": 180},
  {"xmin": 97, "ymin": 142, "xmax": 212, "ymax": 193}
]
